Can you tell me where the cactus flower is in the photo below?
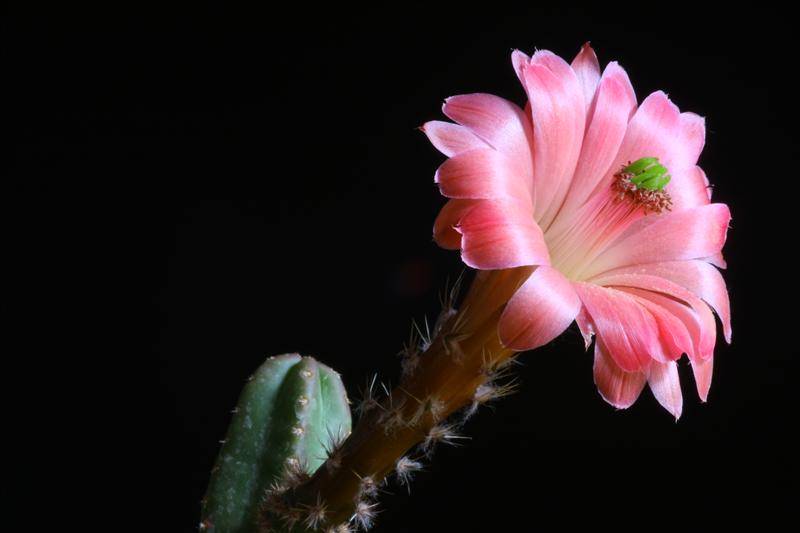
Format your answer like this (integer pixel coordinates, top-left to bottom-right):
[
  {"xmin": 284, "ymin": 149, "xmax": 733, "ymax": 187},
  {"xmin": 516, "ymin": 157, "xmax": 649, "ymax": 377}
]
[{"xmin": 423, "ymin": 44, "xmax": 731, "ymax": 418}]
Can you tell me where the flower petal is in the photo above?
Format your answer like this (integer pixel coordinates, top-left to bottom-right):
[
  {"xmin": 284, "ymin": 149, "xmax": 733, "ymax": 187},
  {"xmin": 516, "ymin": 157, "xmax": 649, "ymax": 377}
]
[
  {"xmin": 647, "ymin": 361, "xmax": 683, "ymax": 419},
  {"xmin": 623, "ymin": 90, "xmax": 681, "ymax": 157},
  {"xmin": 691, "ymin": 356, "xmax": 714, "ymax": 402},
  {"xmin": 670, "ymin": 165, "xmax": 713, "ymax": 212},
  {"xmin": 433, "ymin": 199, "xmax": 477, "ymax": 249},
  {"xmin": 422, "ymin": 120, "xmax": 487, "ymax": 157},
  {"xmin": 435, "ymin": 148, "xmax": 529, "ymax": 200},
  {"xmin": 443, "ymin": 93, "xmax": 534, "ymax": 171},
  {"xmin": 671, "ymin": 112, "xmax": 706, "ymax": 172},
  {"xmin": 610, "ymin": 281, "xmax": 717, "ymax": 364},
  {"xmin": 601, "ymin": 91, "xmax": 681, "ymax": 188},
  {"xmin": 522, "ymin": 51, "xmax": 586, "ymax": 227},
  {"xmin": 457, "ymin": 199, "xmax": 550, "ymax": 269},
  {"xmin": 499, "ymin": 266, "xmax": 581, "ymax": 351},
  {"xmin": 627, "ymin": 293, "xmax": 693, "ymax": 362},
  {"xmin": 585, "ymin": 203, "xmax": 731, "ymax": 278},
  {"xmin": 608, "ymin": 95, "xmax": 709, "ymax": 213},
  {"xmin": 558, "ymin": 61, "xmax": 637, "ymax": 218},
  {"xmin": 511, "ymin": 49, "xmax": 530, "ymax": 87},
  {"xmin": 573, "ymin": 283, "xmax": 659, "ymax": 372},
  {"xmin": 704, "ymin": 253, "xmax": 727, "ymax": 269},
  {"xmin": 593, "ymin": 339, "xmax": 647, "ymax": 409},
  {"xmin": 570, "ymin": 42, "xmax": 601, "ymax": 109},
  {"xmin": 595, "ymin": 261, "xmax": 731, "ymax": 343},
  {"xmin": 575, "ymin": 307, "xmax": 595, "ymax": 350}
]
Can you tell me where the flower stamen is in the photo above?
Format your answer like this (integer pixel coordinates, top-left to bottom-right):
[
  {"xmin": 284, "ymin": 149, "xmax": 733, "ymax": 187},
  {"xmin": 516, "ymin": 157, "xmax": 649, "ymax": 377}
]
[{"xmin": 613, "ymin": 157, "xmax": 673, "ymax": 214}]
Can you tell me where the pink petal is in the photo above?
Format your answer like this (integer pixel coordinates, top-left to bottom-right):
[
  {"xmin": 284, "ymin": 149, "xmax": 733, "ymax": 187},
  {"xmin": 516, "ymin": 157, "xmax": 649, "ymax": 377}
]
[
  {"xmin": 596, "ymin": 261, "xmax": 731, "ymax": 343},
  {"xmin": 498, "ymin": 266, "xmax": 581, "ymax": 351},
  {"xmin": 704, "ymin": 253, "xmax": 727, "ymax": 269},
  {"xmin": 665, "ymin": 112, "xmax": 709, "ymax": 211},
  {"xmin": 442, "ymin": 93, "xmax": 534, "ymax": 172},
  {"xmin": 457, "ymin": 199, "xmax": 550, "ymax": 269},
  {"xmin": 573, "ymin": 283, "xmax": 660, "ymax": 372},
  {"xmin": 422, "ymin": 120, "xmax": 486, "ymax": 157},
  {"xmin": 433, "ymin": 199, "xmax": 477, "ymax": 250},
  {"xmin": 653, "ymin": 292, "xmax": 717, "ymax": 364},
  {"xmin": 522, "ymin": 51, "xmax": 587, "ymax": 227},
  {"xmin": 593, "ymin": 339, "xmax": 647, "ymax": 409},
  {"xmin": 558, "ymin": 61, "xmax": 637, "ymax": 218},
  {"xmin": 575, "ymin": 306, "xmax": 594, "ymax": 350},
  {"xmin": 691, "ymin": 356, "xmax": 714, "ymax": 402},
  {"xmin": 628, "ymin": 293, "xmax": 693, "ymax": 362},
  {"xmin": 606, "ymin": 95, "xmax": 708, "ymax": 214},
  {"xmin": 671, "ymin": 112, "xmax": 706, "ymax": 172},
  {"xmin": 670, "ymin": 165, "xmax": 713, "ymax": 212},
  {"xmin": 602, "ymin": 91, "xmax": 681, "ymax": 189},
  {"xmin": 612, "ymin": 282, "xmax": 717, "ymax": 364},
  {"xmin": 647, "ymin": 361, "xmax": 683, "ymax": 419},
  {"xmin": 511, "ymin": 49, "xmax": 530, "ymax": 87},
  {"xmin": 435, "ymin": 148, "xmax": 529, "ymax": 200},
  {"xmin": 586, "ymin": 203, "xmax": 731, "ymax": 278},
  {"xmin": 570, "ymin": 42, "xmax": 601, "ymax": 109}
]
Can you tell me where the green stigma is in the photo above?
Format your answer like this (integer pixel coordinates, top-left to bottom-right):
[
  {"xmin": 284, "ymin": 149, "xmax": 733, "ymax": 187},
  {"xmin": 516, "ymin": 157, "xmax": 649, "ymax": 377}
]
[{"xmin": 623, "ymin": 157, "xmax": 671, "ymax": 191}]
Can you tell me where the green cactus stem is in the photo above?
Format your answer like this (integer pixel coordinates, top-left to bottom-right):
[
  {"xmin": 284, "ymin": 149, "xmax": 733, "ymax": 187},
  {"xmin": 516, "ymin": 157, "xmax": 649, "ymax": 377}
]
[{"xmin": 200, "ymin": 354, "xmax": 351, "ymax": 533}]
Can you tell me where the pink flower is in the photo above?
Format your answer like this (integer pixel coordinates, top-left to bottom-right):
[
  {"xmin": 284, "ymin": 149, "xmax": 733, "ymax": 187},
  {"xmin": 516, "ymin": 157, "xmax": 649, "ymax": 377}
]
[{"xmin": 423, "ymin": 44, "xmax": 731, "ymax": 419}]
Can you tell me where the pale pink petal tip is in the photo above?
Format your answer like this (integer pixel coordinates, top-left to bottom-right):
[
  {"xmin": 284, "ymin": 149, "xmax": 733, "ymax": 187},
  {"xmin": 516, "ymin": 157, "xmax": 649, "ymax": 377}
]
[
  {"xmin": 422, "ymin": 120, "xmax": 485, "ymax": 157},
  {"xmin": 575, "ymin": 307, "xmax": 595, "ymax": 351},
  {"xmin": 593, "ymin": 341, "xmax": 646, "ymax": 409},
  {"xmin": 691, "ymin": 356, "xmax": 714, "ymax": 402},
  {"xmin": 499, "ymin": 266, "xmax": 580, "ymax": 351},
  {"xmin": 571, "ymin": 42, "xmax": 601, "ymax": 107},
  {"xmin": 511, "ymin": 49, "xmax": 530, "ymax": 84},
  {"xmin": 647, "ymin": 361, "xmax": 683, "ymax": 419}
]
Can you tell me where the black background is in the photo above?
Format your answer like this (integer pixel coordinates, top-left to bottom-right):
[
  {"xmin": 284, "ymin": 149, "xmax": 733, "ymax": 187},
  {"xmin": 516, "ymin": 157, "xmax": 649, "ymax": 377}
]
[{"xmin": 5, "ymin": 4, "xmax": 795, "ymax": 531}]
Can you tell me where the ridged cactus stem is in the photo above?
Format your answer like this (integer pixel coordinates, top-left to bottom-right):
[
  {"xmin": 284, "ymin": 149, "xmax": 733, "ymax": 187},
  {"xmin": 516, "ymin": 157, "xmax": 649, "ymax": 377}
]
[
  {"xmin": 281, "ymin": 268, "xmax": 530, "ymax": 529},
  {"xmin": 202, "ymin": 355, "xmax": 351, "ymax": 533}
]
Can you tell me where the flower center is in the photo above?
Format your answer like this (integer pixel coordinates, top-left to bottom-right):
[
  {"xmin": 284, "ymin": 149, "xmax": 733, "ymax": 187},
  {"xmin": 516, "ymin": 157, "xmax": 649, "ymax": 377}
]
[
  {"xmin": 546, "ymin": 157, "xmax": 673, "ymax": 280},
  {"xmin": 612, "ymin": 157, "xmax": 673, "ymax": 214}
]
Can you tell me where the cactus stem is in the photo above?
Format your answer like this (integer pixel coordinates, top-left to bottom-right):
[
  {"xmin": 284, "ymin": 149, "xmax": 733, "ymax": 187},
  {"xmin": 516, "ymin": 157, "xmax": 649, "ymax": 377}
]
[
  {"xmin": 378, "ymin": 399, "xmax": 409, "ymax": 436},
  {"xmin": 442, "ymin": 331, "xmax": 470, "ymax": 361},
  {"xmin": 285, "ymin": 268, "xmax": 530, "ymax": 527},
  {"xmin": 408, "ymin": 395, "xmax": 445, "ymax": 426}
]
